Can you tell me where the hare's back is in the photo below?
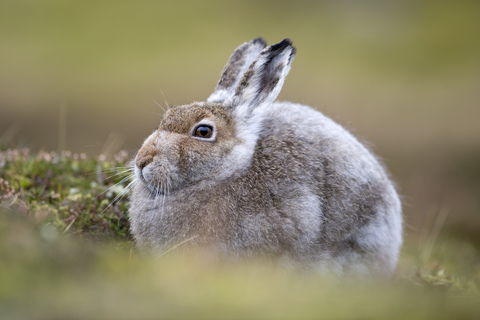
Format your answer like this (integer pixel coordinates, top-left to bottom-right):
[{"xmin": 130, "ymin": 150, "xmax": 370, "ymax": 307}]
[
  {"xmin": 260, "ymin": 102, "xmax": 401, "ymax": 242},
  {"xmin": 264, "ymin": 102, "xmax": 388, "ymax": 184}
]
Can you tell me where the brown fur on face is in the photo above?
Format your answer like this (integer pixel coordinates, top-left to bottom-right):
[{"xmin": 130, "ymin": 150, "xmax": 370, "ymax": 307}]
[
  {"xmin": 136, "ymin": 102, "xmax": 240, "ymax": 194},
  {"xmin": 136, "ymin": 142, "xmax": 158, "ymax": 170},
  {"xmin": 159, "ymin": 103, "xmax": 233, "ymax": 134}
]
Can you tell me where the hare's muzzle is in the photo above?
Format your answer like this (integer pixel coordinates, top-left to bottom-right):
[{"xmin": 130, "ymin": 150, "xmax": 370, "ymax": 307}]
[{"xmin": 136, "ymin": 145, "xmax": 158, "ymax": 170}]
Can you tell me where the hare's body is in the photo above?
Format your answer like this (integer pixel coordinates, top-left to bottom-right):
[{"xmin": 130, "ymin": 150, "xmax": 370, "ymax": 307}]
[{"xmin": 129, "ymin": 39, "xmax": 402, "ymax": 275}]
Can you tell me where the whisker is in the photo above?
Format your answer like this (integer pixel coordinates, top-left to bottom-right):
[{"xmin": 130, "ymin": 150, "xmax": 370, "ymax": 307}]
[
  {"xmin": 93, "ymin": 166, "xmax": 133, "ymax": 188},
  {"xmin": 161, "ymin": 182, "xmax": 166, "ymax": 217},
  {"xmin": 102, "ymin": 166, "xmax": 133, "ymax": 174},
  {"xmin": 160, "ymin": 89, "xmax": 170, "ymax": 110},
  {"xmin": 103, "ymin": 169, "xmax": 134, "ymax": 181},
  {"xmin": 153, "ymin": 182, "xmax": 160, "ymax": 211},
  {"xmin": 155, "ymin": 235, "xmax": 199, "ymax": 259},
  {"xmin": 99, "ymin": 178, "xmax": 134, "ymax": 216},
  {"xmin": 153, "ymin": 99, "xmax": 166, "ymax": 113},
  {"xmin": 95, "ymin": 175, "xmax": 132, "ymax": 200},
  {"xmin": 88, "ymin": 166, "xmax": 131, "ymax": 178},
  {"xmin": 123, "ymin": 179, "xmax": 136, "ymax": 194},
  {"xmin": 98, "ymin": 167, "xmax": 131, "ymax": 173}
]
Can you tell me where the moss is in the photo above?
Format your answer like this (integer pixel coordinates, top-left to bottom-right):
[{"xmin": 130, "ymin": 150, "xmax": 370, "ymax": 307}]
[{"xmin": 0, "ymin": 148, "xmax": 131, "ymax": 240}]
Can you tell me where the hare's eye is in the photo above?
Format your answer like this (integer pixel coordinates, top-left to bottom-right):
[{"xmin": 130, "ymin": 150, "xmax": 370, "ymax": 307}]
[{"xmin": 194, "ymin": 125, "xmax": 213, "ymax": 138}]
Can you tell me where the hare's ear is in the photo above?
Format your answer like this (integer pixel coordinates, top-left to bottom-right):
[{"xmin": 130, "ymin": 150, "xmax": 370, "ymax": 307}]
[
  {"xmin": 230, "ymin": 39, "xmax": 295, "ymax": 117},
  {"xmin": 207, "ymin": 38, "xmax": 267, "ymax": 104}
]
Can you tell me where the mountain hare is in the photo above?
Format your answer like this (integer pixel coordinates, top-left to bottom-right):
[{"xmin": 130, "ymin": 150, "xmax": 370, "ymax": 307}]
[{"xmin": 129, "ymin": 38, "xmax": 402, "ymax": 276}]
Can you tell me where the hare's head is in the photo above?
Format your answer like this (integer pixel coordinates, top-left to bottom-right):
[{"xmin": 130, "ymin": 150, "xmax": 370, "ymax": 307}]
[{"xmin": 134, "ymin": 39, "xmax": 295, "ymax": 196}]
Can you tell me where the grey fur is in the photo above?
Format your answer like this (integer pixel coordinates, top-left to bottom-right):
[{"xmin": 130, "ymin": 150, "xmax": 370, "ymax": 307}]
[
  {"xmin": 129, "ymin": 39, "xmax": 403, "ymax": 276},
  {"xmin": 208, "ymin": 38, "xmax": 267, "ymax": 104}
]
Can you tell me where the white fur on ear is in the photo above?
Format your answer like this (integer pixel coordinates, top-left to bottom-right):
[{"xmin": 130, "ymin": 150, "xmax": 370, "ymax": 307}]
[
  {"xmin": 228, "ymin": 39, "xmax": 296, "ymax": 121},
  {"xmin": 208, "ymin": 38, "xmax": 267, "ymax": 104}
]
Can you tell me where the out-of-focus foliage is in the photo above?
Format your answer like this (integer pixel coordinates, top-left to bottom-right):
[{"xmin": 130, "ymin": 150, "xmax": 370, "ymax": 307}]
[
  {"xmin": 0, "ymin": 149, "xmax": 479, "ymax": 319},
  {"xmin": 0, "ymin": 148, "xmax": 132, "ymax": 239}
]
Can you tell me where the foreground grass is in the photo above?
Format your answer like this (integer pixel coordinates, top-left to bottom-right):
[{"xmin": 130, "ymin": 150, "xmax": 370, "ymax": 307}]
[{"xmin": 1, "ymin": 148, "xmax": 479, "ymax": 319}]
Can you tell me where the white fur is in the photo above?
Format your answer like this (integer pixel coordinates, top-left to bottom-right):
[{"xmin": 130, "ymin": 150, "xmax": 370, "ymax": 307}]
[
  {"xmin": 215, "ymin": 43, "xmax": 295, "ymax": 181},
  {"xmin": 208, "ymin": 38, "xmax": 266, "ymax": 103}
]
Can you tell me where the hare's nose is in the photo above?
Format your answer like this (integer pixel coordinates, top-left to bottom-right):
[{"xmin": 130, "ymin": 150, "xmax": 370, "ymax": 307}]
[{"xmin": 136, "ymin": 146, "xmax": 158, "ymax": 170}]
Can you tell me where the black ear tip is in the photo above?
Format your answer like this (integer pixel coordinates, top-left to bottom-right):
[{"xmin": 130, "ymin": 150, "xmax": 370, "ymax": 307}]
[
  {"xmin": 252, "ymin": 37, "xmax": 267, "ymax": 47},
  {"xmin": 265, "ymin": 38, "xmax": 296, "ymax": 59},
  {"xmin": 279, "ymin": 38, "xmax": 293, "ymax": 48},
  {"xmin": 280, "ymin": 38, "xmax": 293, "ymax": 46}
]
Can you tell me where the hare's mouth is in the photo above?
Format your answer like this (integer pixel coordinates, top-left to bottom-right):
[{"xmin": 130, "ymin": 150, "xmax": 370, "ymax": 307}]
[{"xmin": 134, "ymin": 165, "xmax": 173, "ymax": 197}]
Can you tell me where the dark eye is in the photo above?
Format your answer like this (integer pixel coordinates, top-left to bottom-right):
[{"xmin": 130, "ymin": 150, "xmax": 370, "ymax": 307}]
[{"xmin": 194, "ymin": 125, "xmax": 213, "ymax": 138}]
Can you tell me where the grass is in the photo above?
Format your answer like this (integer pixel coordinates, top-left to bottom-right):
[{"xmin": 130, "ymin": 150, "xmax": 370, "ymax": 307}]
[{"xmin": 1, "ymin": 147, "xmax": 480, "ymax": 319}]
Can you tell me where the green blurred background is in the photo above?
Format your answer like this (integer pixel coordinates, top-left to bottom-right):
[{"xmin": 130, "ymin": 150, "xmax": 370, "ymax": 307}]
[{"xmin": 1, "ymin": 1, "xmax": 479, "ymax": 245}]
